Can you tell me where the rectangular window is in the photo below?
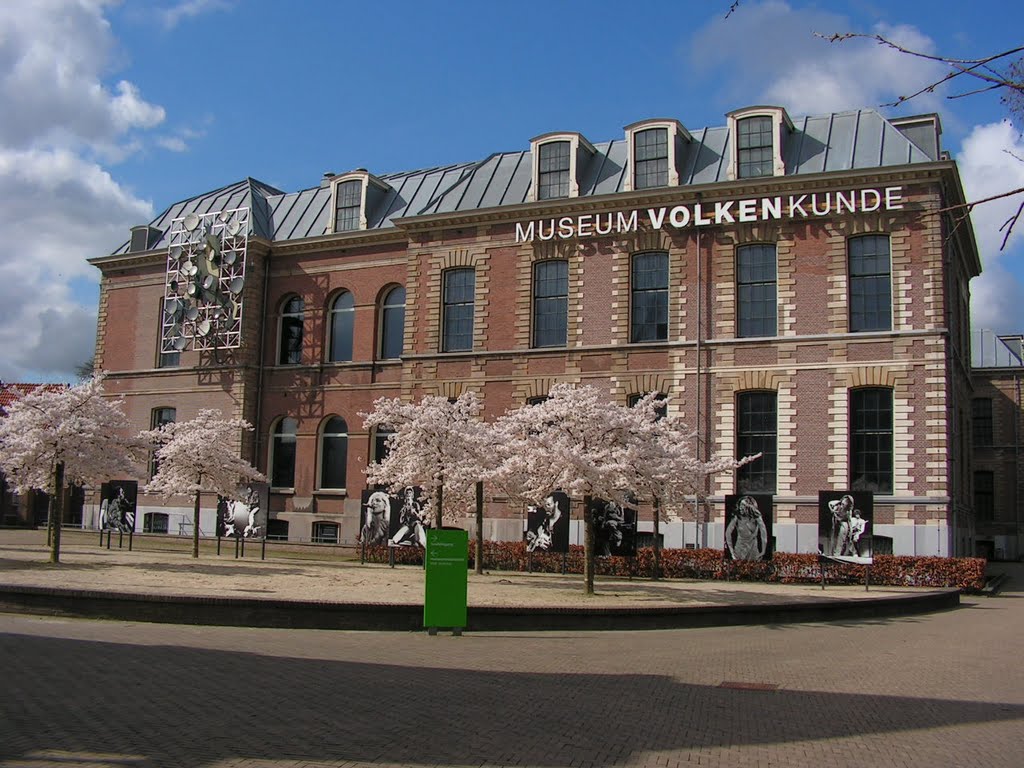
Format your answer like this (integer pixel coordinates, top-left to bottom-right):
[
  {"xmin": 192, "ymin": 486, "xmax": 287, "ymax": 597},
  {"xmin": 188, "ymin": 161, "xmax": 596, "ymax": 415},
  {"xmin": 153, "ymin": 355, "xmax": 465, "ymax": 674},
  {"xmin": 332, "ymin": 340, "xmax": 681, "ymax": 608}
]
[
  {"xmin": 149, "ymin": 407, "xmax": 176, "ymax": 478},
  {"xmin": 334, "ymin": 180, "xmax": 362, "ymax": 232},
  {"xmin": 737, "ymin": 116, "xmax": 774, "ymax": 178},
  {"xmin": 631, "ymin": 252, "xmax": 668, "ymax": 342},
  {"xmin": 737, "ymin": 392, "xmax": 777, "ymax": 494},
  {"xmin": 736, "ymin": 244, "xmax": 777, "ymax": 338},
  {"xmin": 143, "ymin": 512, "xmax": 169, "ymax": 534},
  {"xmin": 442, "ymin": 268, "xmax": 475, "ymax": 352},
  {"xmin": 634, "ymin": 128, "xmax": 668, "ymax": 189},
  {"xmin": 974, "ymin": 471, "xmax": 994, "ymax": 522},
  {"xmin": 538, "ymin": 142, "xmax": 570, "ymax": 200},
  {"xmin": 972, "ymin": 398, "xmax": 994, "ymax": 447},
  {"xmin": 158, "ymin": 298, "xmax": 180, "ymax": 368},
  {"xmin": 850, "ymin": 388, "xmax": 893, "ymax": 494},
  {"xmin": 532, "ymin": 260, "xmax": 568, "ymax": 348},
  {"xmin": 849, "ymin": 235, "xmax": 892, "ymax": 332}
]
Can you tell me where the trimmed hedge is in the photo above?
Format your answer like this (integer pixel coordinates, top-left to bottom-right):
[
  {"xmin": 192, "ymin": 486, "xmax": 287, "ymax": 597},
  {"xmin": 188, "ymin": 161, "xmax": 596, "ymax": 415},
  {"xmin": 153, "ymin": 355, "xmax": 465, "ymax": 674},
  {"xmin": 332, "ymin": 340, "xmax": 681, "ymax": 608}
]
[{"xmin": 361, "ymin": 541, "xmax": 986, "ymax": 591}]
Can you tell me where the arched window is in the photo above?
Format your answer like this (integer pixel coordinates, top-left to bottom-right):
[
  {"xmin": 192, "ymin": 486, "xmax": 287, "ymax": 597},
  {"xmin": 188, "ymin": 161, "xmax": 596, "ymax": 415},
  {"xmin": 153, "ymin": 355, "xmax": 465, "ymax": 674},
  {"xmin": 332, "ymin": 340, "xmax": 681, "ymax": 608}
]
[
  {"xmin": 319, "ymin": 416, "xmax": 348, "ymax": 490},
  {"xmin": 279, "ymin": 296, "xmax": 304, "ymax": 365},
  {"xmin": 270, "ymin": 417, "xmax": 298, "ymax": 489},
  {"xmin": 328, "ymin": 291, "xmax": 354, "ymax": 363},
  {"xmin": 380, "ymin": 286, "xmax": 405, "ymax": 360}
]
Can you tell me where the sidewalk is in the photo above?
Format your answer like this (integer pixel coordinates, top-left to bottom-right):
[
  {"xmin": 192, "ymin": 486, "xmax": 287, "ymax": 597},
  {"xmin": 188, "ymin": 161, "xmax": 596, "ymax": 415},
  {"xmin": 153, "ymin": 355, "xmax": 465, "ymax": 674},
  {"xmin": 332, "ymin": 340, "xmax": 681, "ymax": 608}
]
[{"xmin": 0, "ymin": 528, "xmax": 960, "ymax": 630}]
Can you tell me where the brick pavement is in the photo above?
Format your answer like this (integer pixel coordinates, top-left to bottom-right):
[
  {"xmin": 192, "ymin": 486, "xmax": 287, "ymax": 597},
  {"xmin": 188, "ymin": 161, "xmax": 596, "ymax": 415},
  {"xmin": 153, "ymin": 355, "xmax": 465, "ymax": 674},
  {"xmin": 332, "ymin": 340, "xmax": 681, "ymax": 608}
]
[{"xmin": 0, "ymin": 564, "xmax": 1020, "ymax": 768}]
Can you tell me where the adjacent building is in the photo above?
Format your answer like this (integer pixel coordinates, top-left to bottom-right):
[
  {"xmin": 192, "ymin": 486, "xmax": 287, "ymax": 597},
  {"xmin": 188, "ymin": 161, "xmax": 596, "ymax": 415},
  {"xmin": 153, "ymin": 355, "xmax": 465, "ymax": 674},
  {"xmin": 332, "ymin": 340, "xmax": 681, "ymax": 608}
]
[
  {"xmin": 971, "ymin": 330, "xmax": 1024, "ymax": 560},
  {"xmin": 89, "ymin": 106, "xmax": 985, "ymax": 555}
]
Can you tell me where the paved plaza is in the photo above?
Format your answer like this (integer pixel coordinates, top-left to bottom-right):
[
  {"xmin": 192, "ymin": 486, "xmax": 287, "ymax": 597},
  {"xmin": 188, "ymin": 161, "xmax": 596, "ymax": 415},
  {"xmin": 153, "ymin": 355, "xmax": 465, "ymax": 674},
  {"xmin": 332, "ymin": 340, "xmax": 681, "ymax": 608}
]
[{"xmin": 0, "ymin": 531, "xmax": 1020, "ymax": 767}]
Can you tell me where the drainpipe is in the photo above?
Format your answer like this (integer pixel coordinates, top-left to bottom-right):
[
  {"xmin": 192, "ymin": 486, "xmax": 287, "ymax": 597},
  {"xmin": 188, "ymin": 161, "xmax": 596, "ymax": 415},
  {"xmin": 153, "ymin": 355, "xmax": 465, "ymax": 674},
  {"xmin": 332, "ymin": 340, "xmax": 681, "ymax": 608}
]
[
  {"xmin": 1016, "ymin": 373, "xmax": 1022, "ymax": 560},
  {"xmin": 694, "ymin": 226, "xmax": 702, "ymax": 549},
  {"xmin": 253, "ymin": 251, "xmax": 270, "ymax": 468}
]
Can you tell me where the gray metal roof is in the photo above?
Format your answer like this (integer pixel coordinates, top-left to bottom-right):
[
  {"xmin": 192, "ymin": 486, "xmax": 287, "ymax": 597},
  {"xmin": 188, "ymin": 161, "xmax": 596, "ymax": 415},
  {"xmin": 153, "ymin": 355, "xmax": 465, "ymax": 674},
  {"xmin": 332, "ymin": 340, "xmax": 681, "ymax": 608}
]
[
  {"xmin": 115, "ymin": 109, "xmax": 940, "ymax": 254},
  {"xmin": 972, "ymin": 329, "xmax": 1024, "ymax": 368}
]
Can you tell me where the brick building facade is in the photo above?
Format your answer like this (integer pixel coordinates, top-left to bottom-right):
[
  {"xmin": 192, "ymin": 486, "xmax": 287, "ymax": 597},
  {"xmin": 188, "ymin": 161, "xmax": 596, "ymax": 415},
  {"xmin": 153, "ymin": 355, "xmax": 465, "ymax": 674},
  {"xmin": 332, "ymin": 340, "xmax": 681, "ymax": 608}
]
[
  {"xmin": 971, "ymin": 330, "xmax": 1024, "ymax": 560},
  {"xmin": 89, "ymin": 106, "xmax": 984, "ymax": 555}
]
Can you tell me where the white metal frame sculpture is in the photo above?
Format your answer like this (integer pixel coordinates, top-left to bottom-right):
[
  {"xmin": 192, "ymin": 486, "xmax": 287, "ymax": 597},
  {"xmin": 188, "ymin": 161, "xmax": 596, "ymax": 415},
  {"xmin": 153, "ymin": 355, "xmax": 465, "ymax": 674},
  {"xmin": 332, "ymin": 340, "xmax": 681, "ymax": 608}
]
[{"xmin": 162, "ymin": 207, "xmax": 249, "ymax": 352}]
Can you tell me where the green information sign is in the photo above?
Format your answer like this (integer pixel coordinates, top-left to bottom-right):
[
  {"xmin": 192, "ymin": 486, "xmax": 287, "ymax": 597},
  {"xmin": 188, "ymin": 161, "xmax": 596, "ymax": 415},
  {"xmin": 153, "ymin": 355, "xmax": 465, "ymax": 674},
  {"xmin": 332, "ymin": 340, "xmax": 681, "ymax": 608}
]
[{"xmin": 423, "ymin": 528, "xmax": 469, "ymax": 630}]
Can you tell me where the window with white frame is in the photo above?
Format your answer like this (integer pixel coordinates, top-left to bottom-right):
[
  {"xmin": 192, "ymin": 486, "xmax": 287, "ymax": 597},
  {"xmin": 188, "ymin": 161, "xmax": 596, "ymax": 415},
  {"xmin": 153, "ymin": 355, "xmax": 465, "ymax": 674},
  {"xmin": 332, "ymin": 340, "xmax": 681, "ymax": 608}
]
[
  {"xmin": 537, "ymin": 141, "xmax": 571, "ymax": 200},
  {"xmin": 334, "ymin": 180, "xmax": 362, "ymax": 232},
  {"xmin": 726, "ymin": 107, "xmax": 791, "ymax": 181},
  {"xmin": 633, "ymin": 128, "xmax": 669, "ymax": 189},
  {"xmin": 530, "ymin": 132, "xmax": 595, "ymax": 201},
  {"xmin": 736, "ymin": 116, "xmax": 774, "ymax": 179}
]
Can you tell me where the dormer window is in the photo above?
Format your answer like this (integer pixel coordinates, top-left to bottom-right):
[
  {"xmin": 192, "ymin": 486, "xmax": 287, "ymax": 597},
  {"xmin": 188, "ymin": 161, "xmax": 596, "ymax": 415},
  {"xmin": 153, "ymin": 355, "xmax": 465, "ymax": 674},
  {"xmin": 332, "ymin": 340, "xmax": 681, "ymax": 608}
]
[
  {"xmin": 330, "ymin": 170, "xmax": 392, "ymax": 233},
  {"xmin": 634, "ymin": 129, "xmax": 668, "ymax": 188},
  {"xmin": 737, "ymin": 116, "xmax": 773, "ymax": 178},
  {"xmin": 538, "ymin": 142, "xmax": 571, "ymax": 200},
  {"xmin": 726, "ymin": 106, "xmax": 793, "ymax": 181},
  {"xmin": 624, "ymin": 119, "xmax": 690, "ymax": 192},
  {"xmin": 334, "ymin": 180, "xmax": 361, "ymax": 231},
  {"xmin": 529, "ymin": 132, "xmax": 595, "ymax": 202}
]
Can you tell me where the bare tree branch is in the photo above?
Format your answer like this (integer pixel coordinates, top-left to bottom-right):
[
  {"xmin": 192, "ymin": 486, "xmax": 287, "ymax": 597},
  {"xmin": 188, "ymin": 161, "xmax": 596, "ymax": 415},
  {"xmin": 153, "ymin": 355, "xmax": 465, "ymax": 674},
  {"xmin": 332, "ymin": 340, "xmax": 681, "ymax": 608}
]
[{"xmin": 815, "ymin": 33, "xmax": 1024, "ymax": 107}]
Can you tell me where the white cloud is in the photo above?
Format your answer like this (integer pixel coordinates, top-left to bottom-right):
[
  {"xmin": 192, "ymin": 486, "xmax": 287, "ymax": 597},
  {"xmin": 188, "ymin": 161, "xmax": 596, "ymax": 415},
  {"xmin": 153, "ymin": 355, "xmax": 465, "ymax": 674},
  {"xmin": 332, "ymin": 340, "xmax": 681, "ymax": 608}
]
[
  {"xmin": 160, "ymin": 0, "xmax": 232, "ymax": 30},
  {"xmin": 688, "ymin": 2, "xmax": 946, "ymax": 116},
  {"xmin": 957, "ymin": 121, "xmax": 1024, "ymax": 332},
  {"xmin": 0, "ymin": 2, "xmax": 160, "ymax": 383}
]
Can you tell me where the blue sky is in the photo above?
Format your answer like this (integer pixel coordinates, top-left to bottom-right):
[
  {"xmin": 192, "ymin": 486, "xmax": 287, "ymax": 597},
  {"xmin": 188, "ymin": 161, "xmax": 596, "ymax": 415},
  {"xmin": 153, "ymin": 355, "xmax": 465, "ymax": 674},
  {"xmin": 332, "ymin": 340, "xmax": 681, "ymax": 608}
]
[{"xmin": 2, "ymin": 0, "xmax": 1023, "ymax": 382}]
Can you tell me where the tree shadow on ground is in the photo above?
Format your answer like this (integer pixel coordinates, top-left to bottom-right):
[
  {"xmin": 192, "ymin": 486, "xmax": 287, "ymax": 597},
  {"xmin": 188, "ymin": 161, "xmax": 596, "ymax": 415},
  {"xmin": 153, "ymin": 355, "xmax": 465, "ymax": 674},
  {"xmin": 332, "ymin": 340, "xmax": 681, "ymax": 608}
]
[{"xmin": 0, "ymin": 632, "xmax": 1020, "ymax": 768}]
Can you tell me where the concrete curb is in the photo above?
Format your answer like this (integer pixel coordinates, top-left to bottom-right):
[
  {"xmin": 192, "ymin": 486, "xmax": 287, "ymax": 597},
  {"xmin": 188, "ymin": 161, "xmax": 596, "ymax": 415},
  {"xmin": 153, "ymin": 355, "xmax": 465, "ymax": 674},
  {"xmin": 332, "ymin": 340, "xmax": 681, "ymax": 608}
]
[{"xmin": 0, "ymin": 583, "xmax": 961, "ymax": 632}]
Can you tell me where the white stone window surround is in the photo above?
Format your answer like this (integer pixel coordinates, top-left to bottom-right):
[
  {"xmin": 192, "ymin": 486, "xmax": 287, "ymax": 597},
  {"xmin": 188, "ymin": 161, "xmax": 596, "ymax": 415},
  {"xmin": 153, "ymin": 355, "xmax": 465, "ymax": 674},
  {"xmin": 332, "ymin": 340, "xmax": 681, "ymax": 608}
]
[
  {"xmin": 623, "ymin": 118, "xmax": 691, "ymax": 192},
  {"xmin": 528, "ymin": 131, "xmax": 596, "ymax": 202},
  {"xmin": 726, "ymin": 106, "xmax": 794, "ymax": 181},
  {"xmin": 329, "ymin": 170, "xmax": 392, "ymax": 233}
]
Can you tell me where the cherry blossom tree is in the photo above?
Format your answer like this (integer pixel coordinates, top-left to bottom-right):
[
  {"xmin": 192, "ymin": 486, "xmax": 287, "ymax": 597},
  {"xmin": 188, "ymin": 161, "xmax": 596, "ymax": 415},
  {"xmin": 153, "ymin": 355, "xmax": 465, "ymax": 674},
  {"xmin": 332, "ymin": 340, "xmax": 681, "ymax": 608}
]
[
  {"xmin": 144, "ymin": 409, "xmax": 265, "ymax": 558},
  {"xmin": 491, "ymin": 384, "xmax": 654, "ymax": 595},
  {"xmin": 619, "ymin": 393, "xmax": 753, "ymax": 577},
  {"xmin": 362, "ymin": 391, "xmax": 492, "ymax": 530},
  {"xmin": 0, "ymin": 374, "xmax": 148, "ymax": 563}
]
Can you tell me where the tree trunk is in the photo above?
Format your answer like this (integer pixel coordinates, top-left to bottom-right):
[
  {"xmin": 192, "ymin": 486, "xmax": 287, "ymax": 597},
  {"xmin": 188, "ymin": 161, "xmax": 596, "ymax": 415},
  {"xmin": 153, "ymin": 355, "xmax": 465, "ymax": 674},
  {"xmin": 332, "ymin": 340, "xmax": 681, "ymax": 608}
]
[
  {"xmin": 49, "ymin": 462, "xmax": 65, "ymax": 564},
  {"xmin": 583, "ymin": 502, "xmax": 595, "ymax": 595},
  {"xmin": 475, "ymin": 481, "xmax": 484, "ymax": 575},
  {"xmin": 434, "ymin": 484, "xmax": 444, "ymax": 530},
  {"xmin": 652, "ymin": 496, "xmax": 662, "ymax": 580},
  {"xmin": 192, "ymin": 489, "xmax": 201, "ymax": 559}
]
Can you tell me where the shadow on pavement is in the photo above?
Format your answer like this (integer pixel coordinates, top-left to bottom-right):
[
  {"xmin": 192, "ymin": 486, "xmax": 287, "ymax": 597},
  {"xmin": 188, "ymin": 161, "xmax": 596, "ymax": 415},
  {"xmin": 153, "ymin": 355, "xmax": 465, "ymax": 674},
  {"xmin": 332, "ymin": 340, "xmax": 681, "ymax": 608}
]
[{"xmin": 0, "ymin": 632, "xmax": 1020, "ymax": 768}]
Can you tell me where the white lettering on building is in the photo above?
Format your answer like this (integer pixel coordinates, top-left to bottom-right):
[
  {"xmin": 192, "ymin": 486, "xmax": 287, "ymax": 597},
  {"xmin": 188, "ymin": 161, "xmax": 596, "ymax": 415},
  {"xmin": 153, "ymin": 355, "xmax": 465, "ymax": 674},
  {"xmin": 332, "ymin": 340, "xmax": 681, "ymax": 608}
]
[{"xmin": 513, "ymin": 186, "xmax": 907, "ymax": 242}]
